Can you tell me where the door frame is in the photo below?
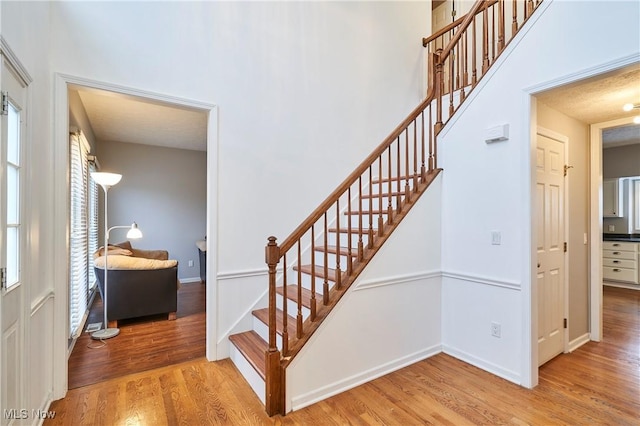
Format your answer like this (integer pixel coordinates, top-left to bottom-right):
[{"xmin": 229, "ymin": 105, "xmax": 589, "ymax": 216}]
[
  {"xmin": 588, "ymin": 115, "xmax": 637, "ymax": 342},
  {"xmin": 52, "ymin": 74, "xmax": 219, "ymax": 399},
  {"xmin": 535, "ymin": 126, "xmax": 570, "ymax": 363}
]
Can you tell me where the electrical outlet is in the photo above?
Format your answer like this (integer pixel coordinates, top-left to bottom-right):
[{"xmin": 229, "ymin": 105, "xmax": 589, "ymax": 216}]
[
  {"xmin": 188, "ymin": 260, "xmax": 194, "ymax": 267},
  {"xmin": 491, "ymin": 322, "xmax": 501, "ymax": 338}
]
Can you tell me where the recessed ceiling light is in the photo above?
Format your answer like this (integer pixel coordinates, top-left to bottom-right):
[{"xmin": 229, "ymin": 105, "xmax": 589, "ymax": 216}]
[
  {"xmin": 634, "ymin": 116, "xmax": 640, "ymax": 124},
  {"xmin": 623, "ymin": 103, "xmax": 639, "ymax": 111}
]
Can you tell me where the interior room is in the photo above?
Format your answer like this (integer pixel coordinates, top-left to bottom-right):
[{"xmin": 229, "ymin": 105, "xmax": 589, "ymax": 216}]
[{"xmin": 66, "ymin": 85, "xmax": 209, "ymax": 387}]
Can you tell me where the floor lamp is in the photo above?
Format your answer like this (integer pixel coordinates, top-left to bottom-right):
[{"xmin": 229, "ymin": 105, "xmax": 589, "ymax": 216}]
[{"xmin": 91, "ymin": 172, "xmax": 143, "ymax": 340}]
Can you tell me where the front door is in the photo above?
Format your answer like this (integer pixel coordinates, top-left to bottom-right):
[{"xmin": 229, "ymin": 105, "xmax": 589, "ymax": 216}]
[
  {"xmin": 1, "ymin": 56, "xmax": 27, "ymax": 422},
  {"xmin": 536, "ymin": 129, "xmax": 566, "ymax": 366}
]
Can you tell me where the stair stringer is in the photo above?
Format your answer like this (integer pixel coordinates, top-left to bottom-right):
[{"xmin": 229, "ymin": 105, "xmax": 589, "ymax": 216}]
[{"xmin": 284, "ymin": 173, "xmax": 443, "ymax": 412}]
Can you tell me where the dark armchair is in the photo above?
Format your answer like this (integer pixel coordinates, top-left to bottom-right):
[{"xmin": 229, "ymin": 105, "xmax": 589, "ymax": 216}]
[{"xmin": 94, "ymin": 242, "xmax": 179, "ymax": 327}]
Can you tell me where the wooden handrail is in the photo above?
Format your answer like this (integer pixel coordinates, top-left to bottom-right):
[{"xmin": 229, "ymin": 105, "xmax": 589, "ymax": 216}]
[
  {"xmin": 440, "ymin": 1, "xmax": 486, "ymax": 60},
  {"xmin": 422, "ymin": 0, "xmax": 498, "ymax": 47},
  {"xmin": 278, "ymin": 94, "xmax": 434, "ymax": 255}
]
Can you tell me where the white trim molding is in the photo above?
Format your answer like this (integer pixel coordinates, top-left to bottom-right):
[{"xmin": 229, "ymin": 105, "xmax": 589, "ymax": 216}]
[
  {"xmin": 0, "ymin": 36, "xmax": 33, "ymax": 85},
  {"xmin": 442, "ymin": 270, "xmax": 521, "ymax": 291},
  {"xmin": 354, "ymin": 270, "xmax": 440, "ymax": 291}
]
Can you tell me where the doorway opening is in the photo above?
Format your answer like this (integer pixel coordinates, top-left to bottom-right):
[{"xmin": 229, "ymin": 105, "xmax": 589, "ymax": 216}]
[{"xmin": 56, "ymin": 75, "xmax": 217, "ymax": 390}]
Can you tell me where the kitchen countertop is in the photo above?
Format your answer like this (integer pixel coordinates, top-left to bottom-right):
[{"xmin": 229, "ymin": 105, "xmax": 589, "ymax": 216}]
[{"xmin": 603, "ymin": 234, "xmax": 640, "ymax": 243}]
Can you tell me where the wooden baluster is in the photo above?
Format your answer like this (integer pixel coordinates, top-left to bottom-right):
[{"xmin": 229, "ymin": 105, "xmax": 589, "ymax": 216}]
[
  {"xmin": 368, "ymin": 166, "xmax": 373, "ymax": 249},
  {"xmin": 378, "ymin": 155, "xmax": 384, "ymax": 238},
  {"xmin": 347, "ymin": 188, "xmax": 353, "ymax": 276},
  {"xmin": 309, "ymin": 229, "xmax": 316, "ymax": 321},
  {"xmin": 435, "ymin": 48, "xmax": 443, "ymax": 134},
  {"xmin": 358, "ymin": 176, "xmax": 364, "ymax": 259},
  {"xmin": 512, "ymin": 0, "xmax": 518, "ymax": 34},
  {"xmin": 449, "ymin": 53, "xmax": 455, "ymax": 117},
  {"xmin": 335, "ymin": 199, "xmax": 341, "ymax": 289},
  {"xmin": 405, "ymin": 129, "xmax": 411, "ymax": 201},
  {"xmin": 323, "ymin": 213, "xmax": 329, "ymax": 305},
  {"xmin": 498, "ymin": 0, "xmax": 505, "ymax": 53},
  {"xmin": 387, "ymin": 146, "xmax": 393, "ymax": 224},
  {"xmin": 491, "ymin": 4, "xmax": 496, "ymax": 62},
  {"xmin": 413, "ymin": 119, "xmax": 418, "ymax": 192},
  {"xmin": 430, "ymin": 105, "xmax": 436, "ymax": 169},
  {"xmin": 282, "ymin": 253, "xmax": 289, "ymax": 353},
  {"xmin": 456, "ymin": 39, "xmax": 461, "ymax": 92},
  {"xmin": 461, "ymin": 30, "xmax": 467, "ymax": 102},
  {"xmin": 423, "ymin": 110, "xmax": 429, "ymax": 176},
  {"xmin": 265, "ymin": 236, "xmax": 282, "ymax": 416},
  {"xmin": 472, "ymin": 17, "xmax": 478, "ymax": 86},
  {"xmin": 396, "ymin": 136, "xmax": 402, "ymax": 213},
  {"xmin": 482, "ymin": 3, "xmax": 489, "ymax": 74},
  {"xmin": 296, "ymin": 240, "xmax": 303, "ymax": 339},
  {"xmin": 527, "ymin": 0, "xmax": 533, "ymax": 18}
]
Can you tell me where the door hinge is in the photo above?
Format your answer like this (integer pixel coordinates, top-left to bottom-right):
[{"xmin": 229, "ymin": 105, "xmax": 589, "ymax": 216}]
[
  {"xmin": 563, "ymin": 318, "xmax": 567, "ymax": 329},
  {"xmin": 1, "ymin": 92, "xmax": 8, "ymax": 116},
  {"xmin": 1, "ymin": 267, "xmax": 6, "ymax": 290},
  {"xmin": 564, "ymin": 242, "xmax": 567, "ymax": 253}
]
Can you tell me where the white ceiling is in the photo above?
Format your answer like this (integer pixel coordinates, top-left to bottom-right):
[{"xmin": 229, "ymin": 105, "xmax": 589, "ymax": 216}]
[
  {"xmin": 75, "ymin": 88, "xmax": 208, "ymax": 151},
  {"xmin": 535, "ymin": 63, "xmax": 640, "ymax": 147},
  {"xmin": 73, "ymin": 63, "xmax": 639, "ymax": 152}
]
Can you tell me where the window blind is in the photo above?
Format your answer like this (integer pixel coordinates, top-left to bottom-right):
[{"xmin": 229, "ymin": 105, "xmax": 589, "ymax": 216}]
[{"xmin": 69, "ymin": 132, "xmax": 96, "ymax": 338}]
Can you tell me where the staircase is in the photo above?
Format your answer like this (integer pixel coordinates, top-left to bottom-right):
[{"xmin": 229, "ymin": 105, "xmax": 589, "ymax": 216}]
[{"xmin": 229, "ymin": 0, "xmax": 544, "ymax": 415}]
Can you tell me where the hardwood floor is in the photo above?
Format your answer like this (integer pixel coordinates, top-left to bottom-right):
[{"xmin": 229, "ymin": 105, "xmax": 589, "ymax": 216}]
[
  {"xmin": 67, "ymin": 281, "xmax": 206, "ymax": 389},
  {"xmin": 49, "ymin": 286, "xmax": 639, "ymax": 425}
]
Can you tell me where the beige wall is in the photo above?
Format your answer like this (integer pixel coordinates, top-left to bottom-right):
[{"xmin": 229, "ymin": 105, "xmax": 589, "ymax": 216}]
[{"xmin": 536, "ymin": 101, "xmax": 590, "ymax": 342}]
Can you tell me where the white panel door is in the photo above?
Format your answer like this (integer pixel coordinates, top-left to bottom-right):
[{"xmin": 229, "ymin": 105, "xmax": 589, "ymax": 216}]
[
  {"xmin": 1, "ymin": 56, "xmax": 27, "ymax": 424},
  {"xmin": 536, "ymin": 132, "xmax": 566, "ymax": 366}
]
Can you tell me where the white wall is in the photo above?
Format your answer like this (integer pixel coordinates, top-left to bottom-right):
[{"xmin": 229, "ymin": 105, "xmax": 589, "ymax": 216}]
[
  {"xmin": 48, "ymin": 0, "xmax": 431, "ymax": 382},
  {"xmin": 287, "ymin": 174, "xmax": 442, "ymax": 412},
  {"xmin": 97, "ymin": 140, "xmax": 207, "ymax": 282},
  {"xmin": 439, "ymin": 0, "xmax": 639, "ymax": 386}
]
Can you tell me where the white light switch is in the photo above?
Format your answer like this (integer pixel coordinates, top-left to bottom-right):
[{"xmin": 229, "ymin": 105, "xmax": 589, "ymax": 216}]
[
  {"xmin": 608, "ymin": 225, "xmax": 615, "ymax": 232},
  {"xmin": 491, "ymin": 231, "xmax": 501, "ymax": 245}
]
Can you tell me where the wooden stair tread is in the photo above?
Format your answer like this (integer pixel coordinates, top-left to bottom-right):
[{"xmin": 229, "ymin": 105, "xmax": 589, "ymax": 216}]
[
  {"xmin": 345, "ymin": 209, "xmax": 390, "ymax": 215},
  {"xmin": 360, "ymin": 191, "xmax": 404, "ymax": 199},
  {"xmin": 252, "ymin": 308, "xmax": 295, "ymax": 335},
  {"xmin": 329, "ymin": 226, "xmax": 378, "ymax": 235},
  {"xmin": 314, "ymin": 245, "xmax": 359, "ymax": 257},
  {"xmin": 371, "ymin": 174, "xmax": 420, "ymax": 184},
  {"xmin": 229, "ymin": 331, "xmax": 267, "ymax": 379},
  {"xmin": 276, "ymin": 285, "xmax": 321, "ymax": 309},
  {"xmin": 294, "ymin": 264, "xmax": 342, "ymax": 282}
]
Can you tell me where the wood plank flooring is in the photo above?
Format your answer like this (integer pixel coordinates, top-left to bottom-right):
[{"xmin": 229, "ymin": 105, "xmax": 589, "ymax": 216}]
[
  {"xmin": 49, "ymin": 286, "xmax": 639, "ymax": 425},
  {"xmin": 67, "ymin": 281, "xmax": 206, "ymax": 389}
]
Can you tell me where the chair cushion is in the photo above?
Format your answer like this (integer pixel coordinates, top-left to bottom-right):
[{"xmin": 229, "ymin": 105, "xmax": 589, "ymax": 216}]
[{"xmin": 94, "ymin": 255, "xmax": 178, "ymax": 270}]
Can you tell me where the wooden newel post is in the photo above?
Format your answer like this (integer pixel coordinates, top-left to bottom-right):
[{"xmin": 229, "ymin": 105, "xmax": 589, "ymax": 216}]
[{"xmin": 265, "ymin": 236, "xmax": 284, "ymax": 416}]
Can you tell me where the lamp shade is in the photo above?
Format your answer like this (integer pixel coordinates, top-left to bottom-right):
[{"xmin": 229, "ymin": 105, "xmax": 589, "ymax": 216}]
[
  {"xmin": 126, "ymin": 222, "xmax": 143, "ymax": 239},
  {"xmin": 91, "ymin": 172, "xmax": 122, "ymax": 187}
]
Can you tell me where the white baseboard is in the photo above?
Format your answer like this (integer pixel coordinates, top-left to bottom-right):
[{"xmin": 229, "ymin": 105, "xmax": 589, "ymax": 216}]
[
  {"xmin": 178, "ymin": 277, "xmax": 203, "ymax": 284},
  {"xmin": 568, "ymin": 333, "xmax": 590, "ymax": 353},
  {"xmin": 442, "ymin": 344, "xmax": 521, "ymax": 385},
  {"xmin": 289, "ymin": 344, "xmax": 441, "ymax": 412}
]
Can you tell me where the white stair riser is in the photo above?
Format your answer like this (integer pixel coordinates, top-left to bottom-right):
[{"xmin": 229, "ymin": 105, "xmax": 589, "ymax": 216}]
[
  {"xmin": 229, "ymin": 344, "xmax": 265, "ymax": 404},
  {"xmin": 276, "ymin": 293, "xmax": 311, "ymax": 320},
  {"xmin": 252, "ymin": 317, "xmax": 284, "ymax": 349}
]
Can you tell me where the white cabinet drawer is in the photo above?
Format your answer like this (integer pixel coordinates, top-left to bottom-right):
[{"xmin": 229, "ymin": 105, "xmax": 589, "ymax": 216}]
[
  {"xmin": 603, "ymin": 266, "xmax": 639, "ymax": 284},
  {"xmin": 603, "ymin": 249, "xmax": 637, "ymax": 260},
  {"xmin": 602, "ymin": 241, "xmax": 638, "ymax": 252},
  {"xmin": 603, "ymin": 258, "xmax": 637, "ymax": 269}
]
